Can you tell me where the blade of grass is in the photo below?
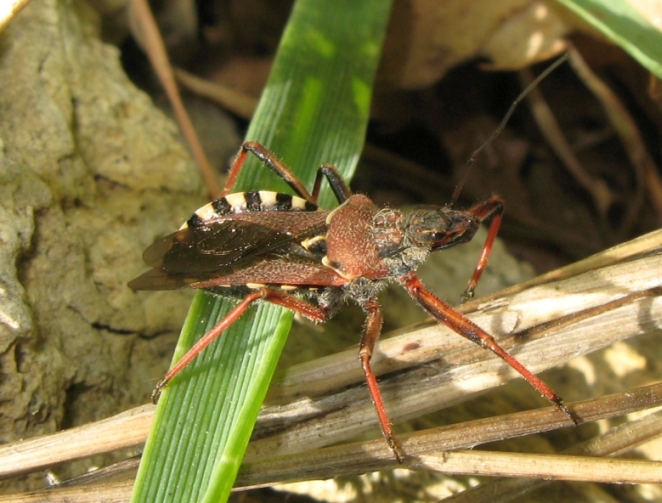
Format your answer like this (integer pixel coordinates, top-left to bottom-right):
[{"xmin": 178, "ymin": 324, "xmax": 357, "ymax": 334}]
[
  {"xmin": 554, "ymin": 0, "xmax": 662, "ymax": 79},
  {"xmin": 131, "ymin": 1, "xmax": 394, "ymax": 502}
]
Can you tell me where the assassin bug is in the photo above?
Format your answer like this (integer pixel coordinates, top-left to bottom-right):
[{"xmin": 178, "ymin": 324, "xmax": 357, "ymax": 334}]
[{"xmin": 130, "ymin": 141, "xmax": 575, "ymax": 461}]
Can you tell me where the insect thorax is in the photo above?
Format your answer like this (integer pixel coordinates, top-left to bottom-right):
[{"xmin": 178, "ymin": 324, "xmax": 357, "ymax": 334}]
[{"xmin": 371, "ymin": 208, "xmax": 432, "ymax": 278}]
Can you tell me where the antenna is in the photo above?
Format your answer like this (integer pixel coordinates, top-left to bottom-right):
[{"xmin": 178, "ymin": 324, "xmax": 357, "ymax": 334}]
[{"xmin": 451, "ymin": 52, "xmax": 570, "ymax": 205}]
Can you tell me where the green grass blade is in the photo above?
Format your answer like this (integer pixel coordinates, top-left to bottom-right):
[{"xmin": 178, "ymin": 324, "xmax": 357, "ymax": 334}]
[
  {"xmin": 555, "ymin": 0, "xmax": 662, "ymax": 79},
  {"xmin": 131, "ymin": 1, "xmax": 393, "ymax": 501}
]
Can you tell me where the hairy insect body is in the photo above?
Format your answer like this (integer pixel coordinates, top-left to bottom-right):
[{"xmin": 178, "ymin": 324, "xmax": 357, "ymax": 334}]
[{"xmin": 132, "ymin": 141, "xmax": 573, "ymax": 462}]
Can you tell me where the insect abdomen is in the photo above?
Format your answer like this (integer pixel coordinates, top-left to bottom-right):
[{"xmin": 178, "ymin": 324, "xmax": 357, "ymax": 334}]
[{"xmin": 185, "ymin": 191, "xmax": 318, "ymax": 228}]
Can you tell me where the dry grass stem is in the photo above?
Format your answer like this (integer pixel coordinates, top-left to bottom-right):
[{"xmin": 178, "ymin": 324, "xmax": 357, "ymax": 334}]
[
  {"xmin": 0, "ymin": 0, "xmax": 32, "ymax": 32},
  {"xmin": 174, "ymin": 68, "xmax": 258, "ymax": 120},
  {"xmin": 2, "ymin": 383, "xmax": 661, "ymax": 501},
  {"xmin": 0, "ymin": 480, "xmax": 134, "ymax": 503},
  {"xmin": 520, "ymin": 66, "xmax": 613, "ymax": 217},
  {"xmin": 410, "ymin": 451, "xmax": 662, "ymax": 484},
  {"xmin": 0, "ymin": 405, "xmax": 153, "ymax": 480},
  {"xmin": 128, "ymin": 0, "xmax": 220, "ymax": 196},
  {"xmin": 236, "ymin": 383, "xmax": 662, "ymax": 487},
  {"xmin": 443, "ymin": 408, "xmax": 662, "ymax": 502},
  {"xmin": 568, "ymin": 47, "xmax": 662, "ymax": 224}
]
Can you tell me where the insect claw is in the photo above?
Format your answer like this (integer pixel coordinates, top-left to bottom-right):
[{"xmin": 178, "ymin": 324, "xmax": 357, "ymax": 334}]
[
  {"xmin": 557, "ymin": 400, "xmax": 580, "ymax": 425},
  {"xmin": 151, "ymin": 380, "xmax": 166, "ymax": 404},
  {"xmin": 389, "ymin": 438, "xmax": 405, "ymax": 464},
  {"xmin": 382, "ymin": 429, "xmax": 405, "ymax": 463},
  {"xmin": 460, "ymin": 287, "xmax": 475, "ymax": 303}
]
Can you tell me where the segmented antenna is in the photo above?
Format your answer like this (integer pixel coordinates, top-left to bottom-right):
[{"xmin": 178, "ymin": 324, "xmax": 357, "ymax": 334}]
[{"xmin": 451, "ymin": 53, "xmax": 570, "ymax": 205}]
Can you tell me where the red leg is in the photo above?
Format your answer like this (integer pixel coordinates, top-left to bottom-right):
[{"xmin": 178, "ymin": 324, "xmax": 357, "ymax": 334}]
[
  {"xmin": 224, "ymin": 142, "xmax": 316, "ymax": 202},
  {"xmin": 224, "ymin": 142, "xmax": 352, "ymax": 205},
  {"xmin": 358, "ymin": 297, "xmax": 404, "ymax": 462},
  {"xmin": 462, "ymin": 195, "xmax": 504, "ymax": 301},
  {"xmin": 152, "ymin": 288, "xmax": 330, "ymax": 403},
  {"xmin": 400, "ymin": 272, "xmax": 576, "ymax": 423},
  {"xmin": 312, "ymin": 164, "xmax": 353, "ymax": 203}
]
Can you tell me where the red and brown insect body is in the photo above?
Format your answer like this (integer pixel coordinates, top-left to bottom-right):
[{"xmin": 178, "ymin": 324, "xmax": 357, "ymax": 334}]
[{"xmin": 130, "ymin": 141, "xmax": 574, "ymax": 462}]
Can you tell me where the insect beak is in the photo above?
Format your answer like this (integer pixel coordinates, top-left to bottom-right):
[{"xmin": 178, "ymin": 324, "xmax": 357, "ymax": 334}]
[{"xmin": 429, "ymin": 210, "xmax": 479, "ymax": 251}]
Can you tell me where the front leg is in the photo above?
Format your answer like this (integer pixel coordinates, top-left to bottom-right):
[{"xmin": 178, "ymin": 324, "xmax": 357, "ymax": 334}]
[
  {"xmin": 399, "ymin": 271, "xmax": 576, "ymax": 423},
  {"xmin": 224, "ymin": 141, "xmax": 353, "ymax": 206},
  {"xmin": 462, "ymin": 195, "xmax": 504, "ymax": 301}
]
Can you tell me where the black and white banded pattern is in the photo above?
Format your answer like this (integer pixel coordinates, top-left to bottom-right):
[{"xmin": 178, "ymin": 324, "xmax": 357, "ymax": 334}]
[{"xmin": 184, "ymin": 191, "xmax": 318, "ymax": 228}]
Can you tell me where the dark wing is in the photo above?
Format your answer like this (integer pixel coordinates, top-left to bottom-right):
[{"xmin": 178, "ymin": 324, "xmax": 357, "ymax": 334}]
[
  {"xmin": 145, "ymin": 220, "xmax": 297, "ymax": 273},
  {"xmin": 129, "ymin": 214, "xmax": 327, "ymax": 291}
]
